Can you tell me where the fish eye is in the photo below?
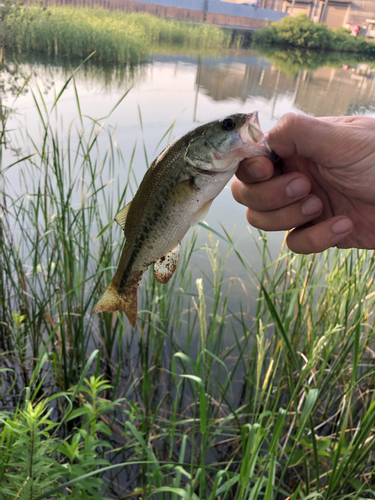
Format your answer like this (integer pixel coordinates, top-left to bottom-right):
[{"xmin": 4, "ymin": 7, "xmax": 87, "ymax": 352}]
[{"xmin": 221, "ymin": 117, "xmax": 236, "ymax": 131}]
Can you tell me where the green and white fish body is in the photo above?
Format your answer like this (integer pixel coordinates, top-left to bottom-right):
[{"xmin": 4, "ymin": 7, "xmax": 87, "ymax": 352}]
[{"xmin": 93, "ymin": 112, "xmax": 274, "ymax": 327}]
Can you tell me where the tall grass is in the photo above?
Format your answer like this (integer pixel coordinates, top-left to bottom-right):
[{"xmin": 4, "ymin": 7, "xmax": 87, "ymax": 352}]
[
  {"xmin": 3, "ymin": 6, "xmax": 232, "ymax": 64},
  {"xmin": 2, "ymin": 70, "xmax": 375, "ymax": 498}
]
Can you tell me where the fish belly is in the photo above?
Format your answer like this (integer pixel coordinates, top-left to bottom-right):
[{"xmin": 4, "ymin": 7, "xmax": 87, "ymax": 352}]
[{"xmin": 141, "ymin": 168, "xmax": 235, "ymax": 264}]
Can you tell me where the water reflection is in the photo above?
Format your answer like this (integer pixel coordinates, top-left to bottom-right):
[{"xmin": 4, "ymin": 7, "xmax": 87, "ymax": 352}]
[
  {"xmin": 0, "ymin": 53, "xmax": 149, "ymax": 95},
  {"xmin": 194, "ymin": 51, "xmax": 375, "ymax": 117},
  {"xmin": 1, "ymin": 47, "xmax": 375, "ymax": 311},
  {"xmin": 295, "ymin": 66, "xmax": 375, "ymax": 116},
  {"xmin": 2, "ymin": 48, "xmax": 375, "ymax": 121}
]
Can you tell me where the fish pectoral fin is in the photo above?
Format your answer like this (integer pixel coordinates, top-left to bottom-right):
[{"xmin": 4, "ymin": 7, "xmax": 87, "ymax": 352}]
[
  {"xmin": 114, "ymin": 201, "xmax": 132, "ymax": 232},
  {"xmin": 190, "ymin": 199, "xmax": 213, "ymax": 227},
  {"xmin": 154, "ymin": 244, "xmax": 181, "ymax": 284},
  {"xmin": 93, "ymin": 281, "xmax": 138, "ymax": 328},
  {"xmin": 169, "ymin": 179, "xmax": 199, "ymax": 203}
]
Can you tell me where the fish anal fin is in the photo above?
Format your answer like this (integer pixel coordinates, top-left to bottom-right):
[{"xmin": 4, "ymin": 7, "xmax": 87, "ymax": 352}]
[
  {"xmin": 114, "ymin": 201, "xmax": 132, "ymax": 232},
  {"xmin": 93, "ymin": 281, "xmax": 138, "ymax": 328},
  {"xmin": 154, "ymin": 244, "xmax": 181, "ymax": 284},
  {"xmin": 190, "ymin": 199, "xmax": 213, "ymax": 227}
]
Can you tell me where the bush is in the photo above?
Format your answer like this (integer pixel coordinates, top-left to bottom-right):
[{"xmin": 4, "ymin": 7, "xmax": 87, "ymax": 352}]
[
  {"xmin": 253, "ymin": 14, "xmax": 375, "ymax": 54},
  {"xmin": 275, "ymin": 14, "xmax": 334, "ymax": 49}
]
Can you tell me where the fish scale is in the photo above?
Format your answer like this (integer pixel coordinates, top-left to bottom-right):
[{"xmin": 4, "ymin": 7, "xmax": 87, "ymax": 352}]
[{"xmin": 93, "ymin": 112, "xmax": 275, "ymax": 327}]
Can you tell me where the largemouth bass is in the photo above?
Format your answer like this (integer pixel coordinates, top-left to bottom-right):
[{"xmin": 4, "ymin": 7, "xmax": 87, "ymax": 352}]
[{"xmin": 93, "ymin": 112, "xmax": 274, "ymax": 327}]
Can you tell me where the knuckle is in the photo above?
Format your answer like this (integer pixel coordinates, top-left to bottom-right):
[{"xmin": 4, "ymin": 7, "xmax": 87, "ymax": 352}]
[
  {"xmin": 276, "ymin": 213, "xmax": 296, "ymax": 231},
  {"xmin": 231, "ymin": 181, "xmax": 248, "ymax": 206},
  {"xmin": 258, "ymin": 186, "xmax": 274, "ymax": 211},
  {"xmin": 231, "ymin": 181, "xmax": 241, "ymax": 203},
  {"xmin": 280, "ymin": 112, "xmax": 298, "ymax": 131},
  {"xmin": 280, "ymin": 112, "xmax": 309, "ymax": 136},
  {"xmin": 304, "ymin": 232, "xmax": 316, "ymax": 252},
  {"xmin": 246, "ymin": 209, "xmax": 263, "ymax": 229},
  {"xmin": 288, "ymin": 228, "xmax": 314, "ymax": 255}
]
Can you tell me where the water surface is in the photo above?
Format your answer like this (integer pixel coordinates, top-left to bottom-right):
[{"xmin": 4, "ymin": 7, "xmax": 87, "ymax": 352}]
[{"xmin": 2, "ymin": 48, "xmax": 375, "ymax": 314}]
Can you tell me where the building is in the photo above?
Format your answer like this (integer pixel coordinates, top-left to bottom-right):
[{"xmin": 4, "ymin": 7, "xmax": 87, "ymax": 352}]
[
  {"xmin": 111, "ymin": 0, "xmax": 288, "ymax": 29},
  {"xmin": 221, "ymin": 0, "xmax": 375, "ymax": 30},
  {"xmin": 51, "ymin": 0, "xmax": 287, "ymax": 29}
]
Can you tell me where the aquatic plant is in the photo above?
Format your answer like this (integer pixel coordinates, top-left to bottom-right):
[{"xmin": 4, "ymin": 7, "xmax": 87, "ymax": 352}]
[
  {"xmin": 1, "ymin": 70, "xmax": 375, "ymax": 498},
  {"xmin": 2, "ymin": 6, "xmax": 232, "ymax": 64}
]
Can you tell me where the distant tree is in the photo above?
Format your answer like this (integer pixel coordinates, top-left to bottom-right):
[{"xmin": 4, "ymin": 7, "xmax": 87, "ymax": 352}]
[{"xmin": 253, "ymin": 14, "xmax": 375, "ymax": 54}]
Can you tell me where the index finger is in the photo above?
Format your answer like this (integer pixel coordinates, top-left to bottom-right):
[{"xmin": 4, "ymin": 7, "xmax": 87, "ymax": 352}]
[
  {"xmin": 236, "ymin": 156, "xmax": 275, "ymax": 184},
  {"xmin": 266, "ymin": 113, "xmax": 373, "ymax": 165}
]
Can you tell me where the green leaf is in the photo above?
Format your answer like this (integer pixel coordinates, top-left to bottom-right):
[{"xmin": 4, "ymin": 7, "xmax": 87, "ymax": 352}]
[{"xmin": 261, "ymin": 283, "xmax": 301, "ymax": 373}]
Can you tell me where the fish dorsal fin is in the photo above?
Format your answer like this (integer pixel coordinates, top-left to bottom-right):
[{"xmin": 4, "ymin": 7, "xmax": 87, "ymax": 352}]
[
  {"xmin": 114, "ymin": 202, "xmax": 132, "ymax": 232},
  {"xmin": 190, "ymin": 199, "xmax": 213, "ymax": 227},
  {"xmin": 154, "ymin": 244, "xmax": 181, "ymax": 284}
]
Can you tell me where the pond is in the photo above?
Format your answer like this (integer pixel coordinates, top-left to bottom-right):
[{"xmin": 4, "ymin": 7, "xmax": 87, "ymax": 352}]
[
  {"xmin": 2, "ymin": 45, "xmax": 375, "ymax": 499},
  {"xmin": 2, "ymin": 47, "xmax": 375, "ymax": 319}
]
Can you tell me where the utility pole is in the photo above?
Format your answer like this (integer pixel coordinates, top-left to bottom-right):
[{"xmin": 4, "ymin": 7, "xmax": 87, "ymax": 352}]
[
  {"xmin": 203, "ymin": 0, "xmax": 209, "ymax": 22},
  {"xmin": 320, "ymin": 0, "xmax": 329, "ymax": 23},
  {"xmin": 194, "ymin": 57, "xmax": 202, "ymax": 122},
  {"xmin": 310, "ymin": 0, "xmax": 317, "ymax": 20}
]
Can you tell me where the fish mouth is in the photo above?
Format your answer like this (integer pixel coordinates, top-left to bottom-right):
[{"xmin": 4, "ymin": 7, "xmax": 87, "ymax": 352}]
[
  {"xmin": 245, "ymin": 112, "xmax": 262, "ymax": 142},
  {"xmin": 245, "ymin": 111, "xmax": 279, "ymax": 162}
]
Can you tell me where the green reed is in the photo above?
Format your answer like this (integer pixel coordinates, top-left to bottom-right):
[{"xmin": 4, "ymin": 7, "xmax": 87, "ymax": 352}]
[
  {"xmin": 1, "ymin": 71, "xmax": 375, "ymax": 499},
  {"xmin": 3, "ymin": 6, "xmax": 232, "ymax": 64}
]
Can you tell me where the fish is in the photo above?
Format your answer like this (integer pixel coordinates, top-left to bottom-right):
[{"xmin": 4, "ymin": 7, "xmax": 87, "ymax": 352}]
[{"xmin": 93, "ymin": 112, "xmax": 275, "ymax": 327}]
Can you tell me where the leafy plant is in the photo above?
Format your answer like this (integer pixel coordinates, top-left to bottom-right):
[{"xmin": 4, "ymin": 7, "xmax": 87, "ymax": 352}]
[{"xmin": 0, "ymin": 364, "xmax": 118, "ymax": 499}]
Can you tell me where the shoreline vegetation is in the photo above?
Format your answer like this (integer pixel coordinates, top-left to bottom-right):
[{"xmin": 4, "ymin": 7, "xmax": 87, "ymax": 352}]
[
  {"xmin": 1, "ymin": 4, "xmax": 375, "ymax": 499},
  {"xmin": 1, "ymin": 2, "xmax": 375, "ymax": 63},
  {"xmin": 1, "ymin": 69, "xmax": 375, "ymax": 497},
  {"xmin": 253, "ymin": 14, "xmax": 375, "ymax": 55},
  {"xmin": 0, "ymin": 4, "xmax": 233, "ymax": 63}
]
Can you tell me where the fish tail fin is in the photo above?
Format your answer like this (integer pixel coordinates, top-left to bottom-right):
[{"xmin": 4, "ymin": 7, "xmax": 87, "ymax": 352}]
[{"xmin": 93, "ymin": 282, "xmax": 138, "ymax": 328}]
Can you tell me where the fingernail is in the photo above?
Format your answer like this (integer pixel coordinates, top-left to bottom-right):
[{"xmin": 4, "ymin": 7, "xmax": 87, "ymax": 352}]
[
  {"xmin": 285, "ymin": 178, "xmax": 310, "ymax": 198},
  {"xmin": 302, "ymin": 197, "xmax": 322, "ymax": 216},
  {"xmin": 245, "ymin": 161, "xmax": 266, "ymax": 179},
  {"xmin": 332, "ymin": 218, "xmax": 352, "ymax": 234}
]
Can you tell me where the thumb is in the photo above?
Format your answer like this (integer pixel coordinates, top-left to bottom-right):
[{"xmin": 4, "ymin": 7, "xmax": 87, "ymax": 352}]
[{"xmin": 266, "ymin": 113, "xmax": 351, "ymax": 165}]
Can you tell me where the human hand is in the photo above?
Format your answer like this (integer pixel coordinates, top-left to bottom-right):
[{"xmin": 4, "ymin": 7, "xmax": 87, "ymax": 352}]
[{"xmin": 231, "ymin": 113, "xmax": 375, "ymax": 254}]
